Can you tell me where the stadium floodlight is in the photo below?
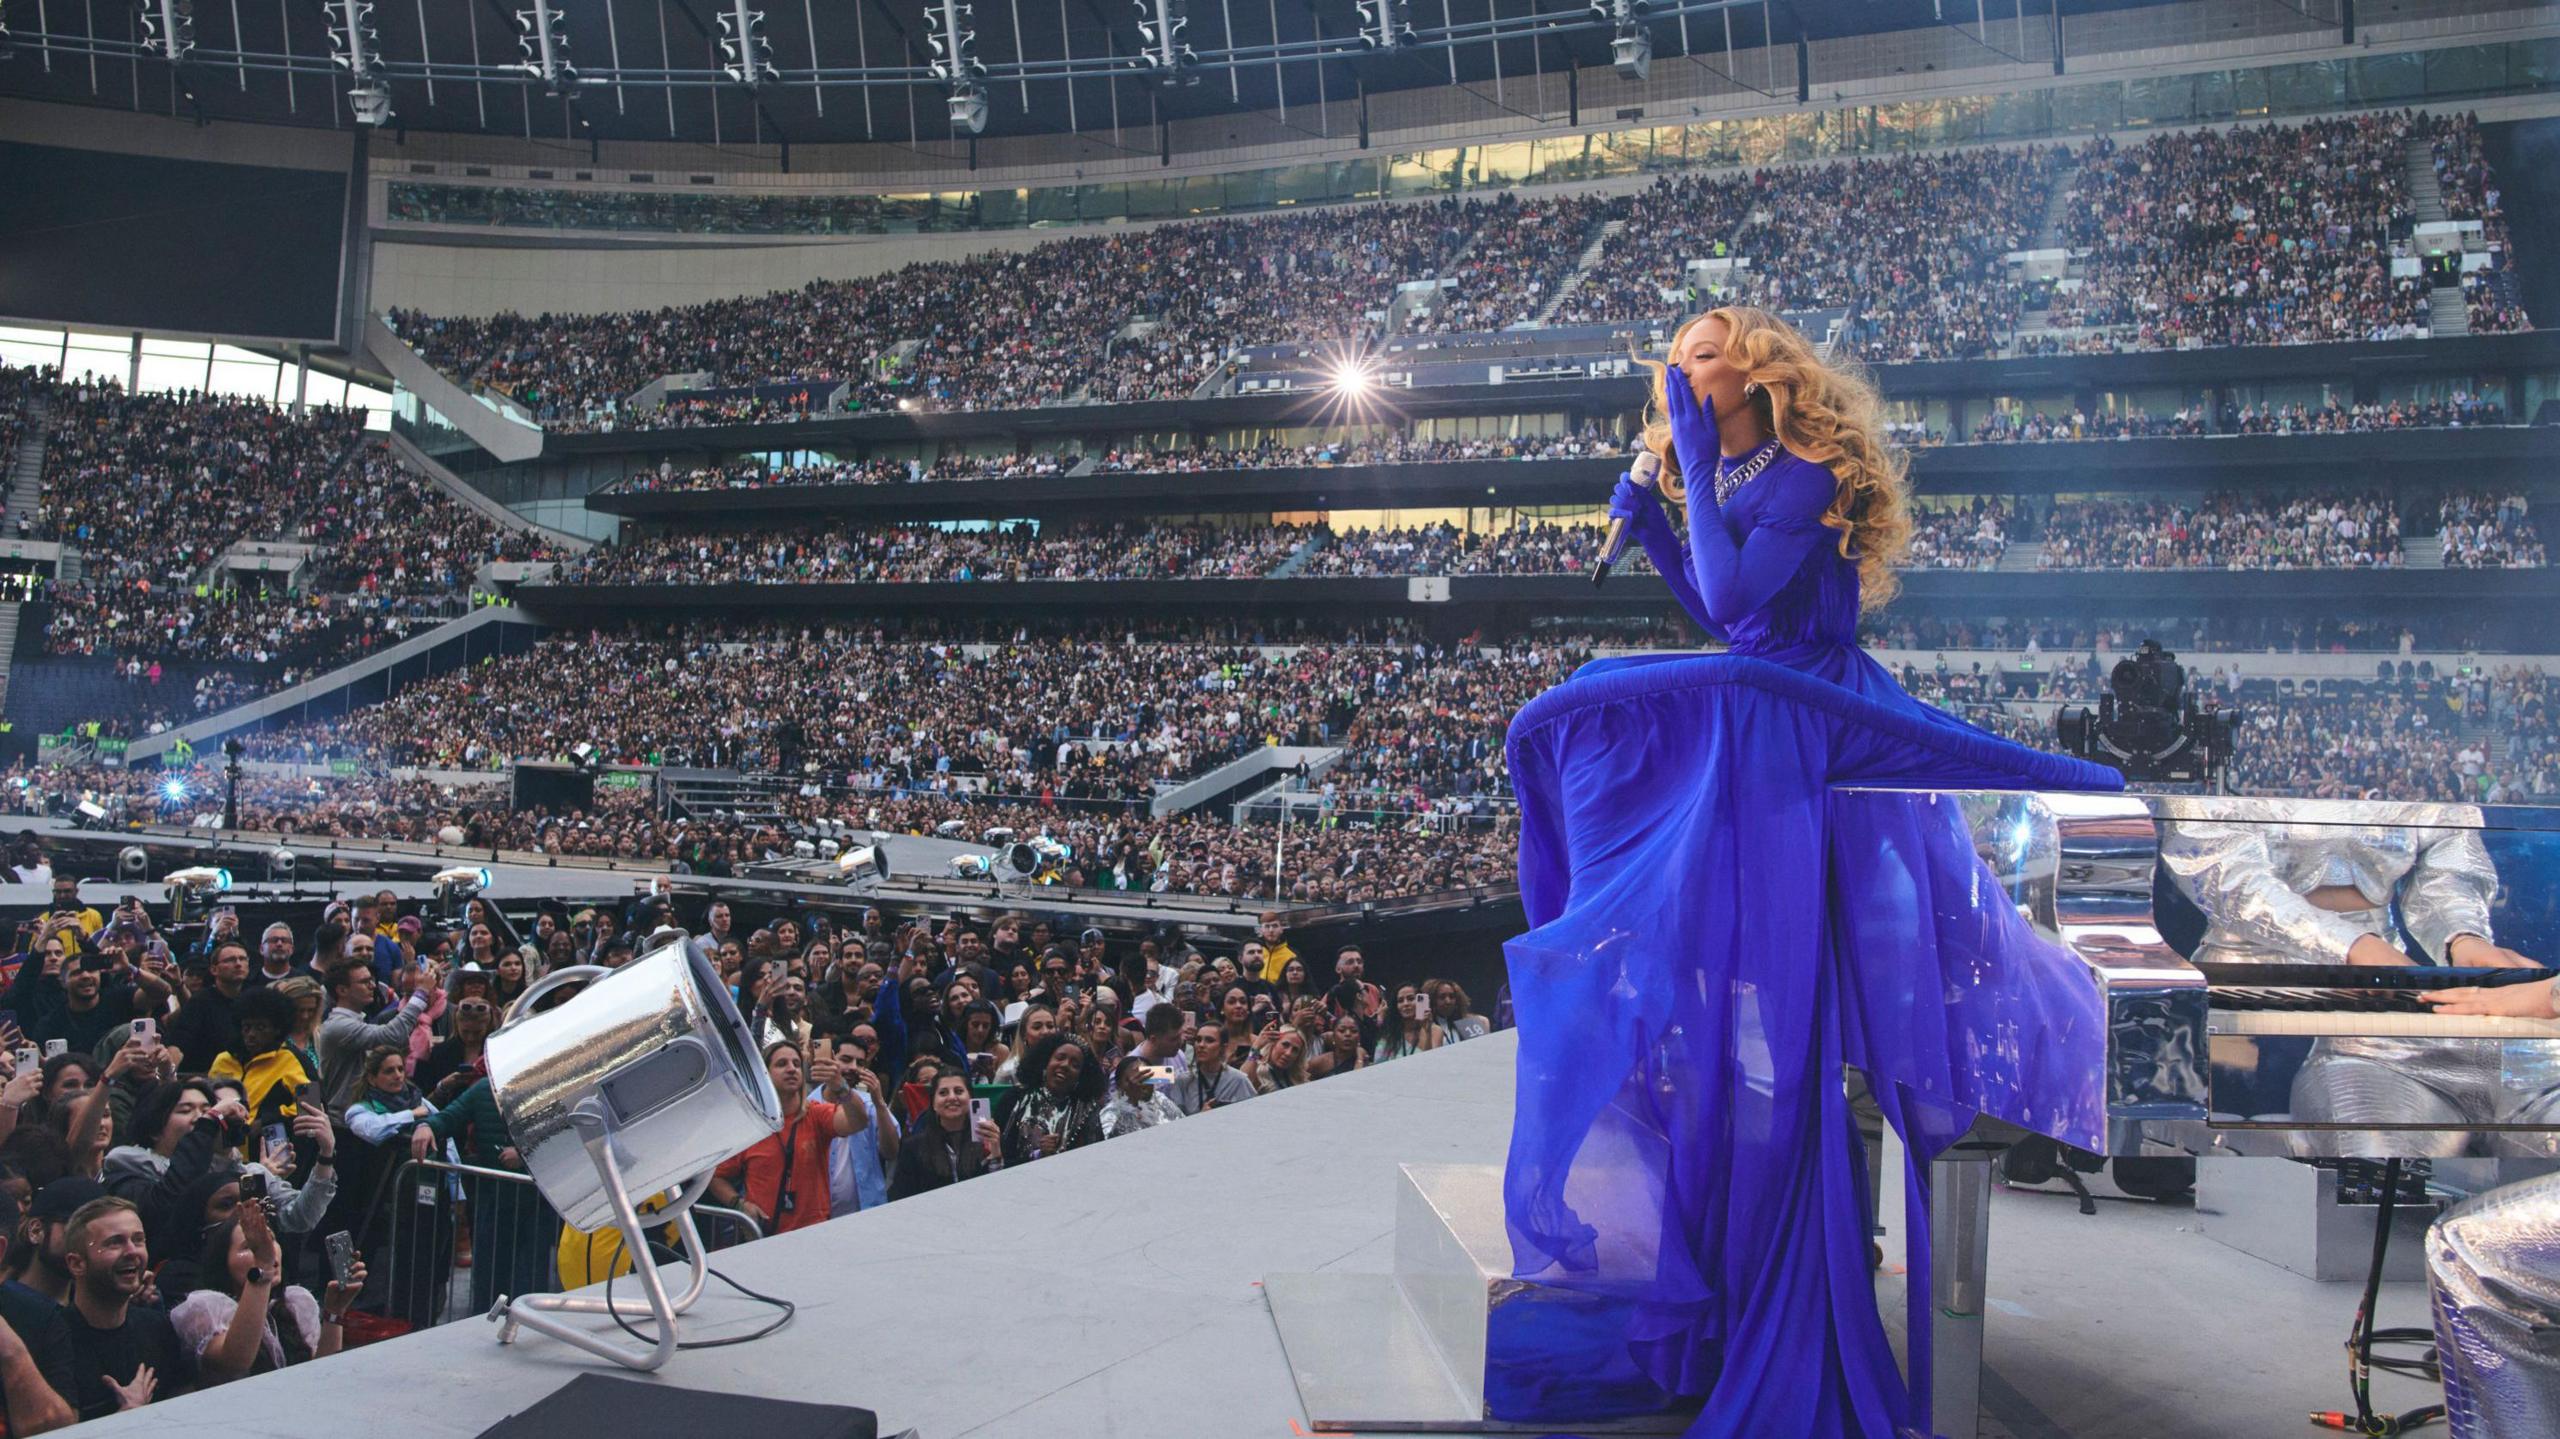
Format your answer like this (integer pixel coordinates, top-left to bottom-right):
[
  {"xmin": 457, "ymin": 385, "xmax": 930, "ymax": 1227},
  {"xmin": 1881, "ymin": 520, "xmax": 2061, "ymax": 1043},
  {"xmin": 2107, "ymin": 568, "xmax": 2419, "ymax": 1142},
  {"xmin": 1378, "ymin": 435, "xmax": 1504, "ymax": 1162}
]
[
  {"xmin": 716, "ymin": 0, "xmax": 776, "ymax": 87},
  {"xmin": 1131, "ymin": 0, "xmax": 1197, "ymax": 85},
  {"xmin": 1355, "ymin": 0, "xmax": 1412, "ymax": 51},
  {"xmin": 947, "ymin": 80, "xmax": 988, "ymax": 134},
  {"xmin": 1330, "ymin": 358, "xmax": 1377, "ymax": 398},
  {"xmin": 139, "ymin": 0, "xmax": 197, "ymax": 65},
  {"xmin": 927, "ymin": 0, "xmax": 990, "ymax": 129},
  {"xmin": 514, "ymin": 0, "xmax": 578, "ymax": 96},
  {"xmin": 1594, "ymin": 0, "xmax": 1650, "ymax": 81},
  {"xmin": 328, "ymin": 0, "xmax": 394, "ymax": 125}
]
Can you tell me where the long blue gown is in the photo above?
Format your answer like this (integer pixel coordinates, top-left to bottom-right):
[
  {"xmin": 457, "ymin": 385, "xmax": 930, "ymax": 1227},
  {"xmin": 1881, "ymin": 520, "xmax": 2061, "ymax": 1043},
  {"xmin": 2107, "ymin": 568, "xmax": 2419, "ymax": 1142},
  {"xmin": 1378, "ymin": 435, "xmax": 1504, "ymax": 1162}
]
[{"xmin": 1491, "ymin": 452, "xmax": 2123, "ymax": 1437}]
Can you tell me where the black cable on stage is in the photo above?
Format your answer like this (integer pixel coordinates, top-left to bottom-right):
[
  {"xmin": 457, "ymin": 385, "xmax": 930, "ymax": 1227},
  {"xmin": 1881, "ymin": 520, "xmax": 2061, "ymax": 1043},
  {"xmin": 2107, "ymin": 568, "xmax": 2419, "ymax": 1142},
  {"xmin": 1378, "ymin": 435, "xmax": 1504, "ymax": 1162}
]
[
  {"xmin": 595, "ymin": 1231, "xmax": 798, "ymax": 1352},
  {"xmin": 2311, "ymin": 1159, "xmax": 2444, "ymax": 1437}
]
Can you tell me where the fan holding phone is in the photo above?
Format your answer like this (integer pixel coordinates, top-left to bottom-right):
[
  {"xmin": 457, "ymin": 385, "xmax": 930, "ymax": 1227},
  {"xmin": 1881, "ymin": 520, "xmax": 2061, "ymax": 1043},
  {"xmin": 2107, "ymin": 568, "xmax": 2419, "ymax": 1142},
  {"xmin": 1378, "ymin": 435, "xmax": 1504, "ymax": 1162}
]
[{"xmin": 168, "ymin": 1200, "xmax": 365, "ymax": 1383}]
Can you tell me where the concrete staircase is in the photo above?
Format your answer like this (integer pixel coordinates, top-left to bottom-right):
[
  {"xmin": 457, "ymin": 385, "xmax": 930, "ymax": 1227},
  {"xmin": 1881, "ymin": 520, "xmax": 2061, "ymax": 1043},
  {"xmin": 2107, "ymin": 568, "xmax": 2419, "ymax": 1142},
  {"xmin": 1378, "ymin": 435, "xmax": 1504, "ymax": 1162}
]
[
  {"xmin": 1996, "ymin": 541, "xmax": 2045, "ymax": 573},
  {"xmin": 2429, "ymin": 287, "xmax": 2471, "ymax": 337},
  {"xmin": 1531, "ymin": 218, "xmax": 1625, "ymax": 326},
  {"xmin": 2034, "ymin": 164, "xmax": 2078, "ymax": 249},
  {"xmin": 2405, "ymin": 138, "xmax": 2470, "ymax": 336},
  {"xmin": 1267, "ymin": 532, "xmax": 1326, "ymax": 578},
  {"xmin": 2401, "ymin": 535, "xmax": 2445, "ymax": 570},
  {"xmin": 5, "ymin": 394, "xmax": 46, "ymax": 533},
  {"xmin": 662, "ymin": 768, "xmax": 794, "ymax": 825},
  {"xmin": 2406, "ymin": 140, "xmax": 2448, "ymax": 223}
]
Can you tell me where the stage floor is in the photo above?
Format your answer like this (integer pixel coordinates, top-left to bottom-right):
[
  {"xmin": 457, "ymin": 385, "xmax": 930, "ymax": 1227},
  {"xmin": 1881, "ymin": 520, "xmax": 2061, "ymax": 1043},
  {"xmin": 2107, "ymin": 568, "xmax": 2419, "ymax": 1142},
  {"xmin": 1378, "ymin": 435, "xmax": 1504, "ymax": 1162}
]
[{"xmin": 88, "ymin": 1033, "xmax": 2444, "ymax": 1438}]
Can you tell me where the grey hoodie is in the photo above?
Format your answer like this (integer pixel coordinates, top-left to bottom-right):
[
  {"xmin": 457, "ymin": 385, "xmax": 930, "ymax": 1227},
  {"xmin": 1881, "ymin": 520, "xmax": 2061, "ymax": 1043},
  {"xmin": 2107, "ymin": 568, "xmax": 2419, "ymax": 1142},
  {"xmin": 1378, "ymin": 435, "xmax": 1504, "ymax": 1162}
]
[{"xmin": 101, "ymin": 1144, "xmax": 338, "ymax": 1234}]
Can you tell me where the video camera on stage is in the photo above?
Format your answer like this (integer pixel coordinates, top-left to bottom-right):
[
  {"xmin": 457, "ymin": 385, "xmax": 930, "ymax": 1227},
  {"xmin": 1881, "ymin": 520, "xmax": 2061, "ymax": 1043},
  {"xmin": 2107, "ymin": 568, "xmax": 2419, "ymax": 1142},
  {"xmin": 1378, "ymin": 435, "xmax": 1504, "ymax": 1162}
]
[{"xmin": 2053, "ymin": 639, "xmax": 2235, "ymax": 788}]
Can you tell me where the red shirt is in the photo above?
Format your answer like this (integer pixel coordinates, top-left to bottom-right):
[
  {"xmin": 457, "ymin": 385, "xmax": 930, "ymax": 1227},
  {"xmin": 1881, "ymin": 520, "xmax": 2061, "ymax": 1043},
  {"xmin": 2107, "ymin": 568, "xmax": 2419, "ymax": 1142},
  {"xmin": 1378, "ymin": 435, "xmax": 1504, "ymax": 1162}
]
[{"xmin": 715, "ymin": 1100, "xmax": 837, "ymax": 1234}]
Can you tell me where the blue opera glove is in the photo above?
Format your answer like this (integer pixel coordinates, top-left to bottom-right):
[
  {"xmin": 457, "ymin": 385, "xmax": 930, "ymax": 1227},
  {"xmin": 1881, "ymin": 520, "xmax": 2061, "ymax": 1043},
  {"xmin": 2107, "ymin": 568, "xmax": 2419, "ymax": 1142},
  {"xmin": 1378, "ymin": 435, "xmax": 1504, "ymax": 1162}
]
[
  {"xmin": 1661, "ymin": 358, "xmax": 1724, "ymax": 511},
  {"xmin": 1607, "ymin": 470, "xmax": 1664, "ymax": 530}
]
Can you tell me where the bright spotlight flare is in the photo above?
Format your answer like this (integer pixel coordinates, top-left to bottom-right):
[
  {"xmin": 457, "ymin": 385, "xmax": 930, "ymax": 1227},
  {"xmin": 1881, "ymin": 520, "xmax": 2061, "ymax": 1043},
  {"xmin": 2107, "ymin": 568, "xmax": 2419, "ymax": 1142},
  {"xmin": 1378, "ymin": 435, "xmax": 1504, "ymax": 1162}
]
[
  {"xmin": 1591, "ymin": 448, "xmax": 1663, "ymax": 587},
  {"xmin": 1329, "ymin": 358, "xmax": 1378, "ymax": 399}
]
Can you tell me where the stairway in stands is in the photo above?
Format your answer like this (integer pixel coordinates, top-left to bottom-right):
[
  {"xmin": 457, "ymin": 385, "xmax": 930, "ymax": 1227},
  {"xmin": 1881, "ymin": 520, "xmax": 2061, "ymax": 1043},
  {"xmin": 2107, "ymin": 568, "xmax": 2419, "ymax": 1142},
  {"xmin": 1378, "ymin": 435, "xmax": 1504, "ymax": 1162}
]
[
  {"xmin": 661, "ymin": 769, "xmax": 794, "ymax": 827},
  {"xmin": 1531, "ymin": 218, "xmax": 1625, "ymax": 325},
  {"xmin": 2033, "ymin": 165, "xmax": 2078, "ymax": 250},
  {"xmin": 4, "ymin": 393, "xmax": 46, "ymax": 531},
  {"xmin": 0, "ymin": 393, "xmax": 50, "ymax": 703},
  {"xmin": 2401, "ymin": 535, "xmax": 2445, "ymax": 570},
  {"xmin": 2404, "ymin": 138, "xmax": 2470, "ymax": 336},
  {"xmin": 2429, "ymin": 288, "xmax": 2471, "ymax": 337},
  {"xmin": 1996, "ymin": 542, "xmax": 2045, "ymax": 572}
]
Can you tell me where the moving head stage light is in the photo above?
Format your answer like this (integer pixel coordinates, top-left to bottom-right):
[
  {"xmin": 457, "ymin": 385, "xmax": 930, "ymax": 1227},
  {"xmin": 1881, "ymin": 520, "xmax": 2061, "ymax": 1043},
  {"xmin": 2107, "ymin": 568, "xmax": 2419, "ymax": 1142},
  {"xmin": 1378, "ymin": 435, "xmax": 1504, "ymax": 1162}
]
[{"xmin": 2055, "ymin": 639, "xmax": 2237, "ymax": 788}]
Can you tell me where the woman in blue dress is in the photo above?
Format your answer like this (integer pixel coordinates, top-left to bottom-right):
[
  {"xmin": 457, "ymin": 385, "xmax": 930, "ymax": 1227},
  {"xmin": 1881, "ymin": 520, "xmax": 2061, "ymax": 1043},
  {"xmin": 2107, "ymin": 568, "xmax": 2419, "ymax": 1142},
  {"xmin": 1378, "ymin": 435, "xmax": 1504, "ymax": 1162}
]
[{"xmin": 1492, "ymin": 307, "xmax": 2122, "ymax": 1437}]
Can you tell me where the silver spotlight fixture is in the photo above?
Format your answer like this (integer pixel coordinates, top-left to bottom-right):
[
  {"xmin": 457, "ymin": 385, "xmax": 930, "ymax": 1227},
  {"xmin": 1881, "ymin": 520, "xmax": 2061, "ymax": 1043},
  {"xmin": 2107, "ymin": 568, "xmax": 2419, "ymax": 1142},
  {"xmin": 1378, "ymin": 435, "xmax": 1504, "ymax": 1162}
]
[
  {"xmin": 484, "ymin": 936, "xmax": 779, "ymax": 1369},
  {"xmin": 117, "ymin": 846, "xmax": 150, "ymax": 883},
  {"xmin": 837, "ymin": 842, "xmax": 888, "ymax": 884}
]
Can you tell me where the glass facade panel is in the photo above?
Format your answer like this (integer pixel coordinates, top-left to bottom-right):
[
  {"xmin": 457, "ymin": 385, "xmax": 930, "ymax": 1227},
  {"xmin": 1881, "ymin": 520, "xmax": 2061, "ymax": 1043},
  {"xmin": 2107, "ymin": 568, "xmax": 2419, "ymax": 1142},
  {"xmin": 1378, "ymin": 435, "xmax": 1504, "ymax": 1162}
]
[
  {"xmin": 1589, "ymin": 127, "xmax": 1648, "ymax": 177},
  {"xmin": 207, "ymin": 356, "xmax": 279, "ymax": 398},
  {"xmin": 2049, "ymin": 81, "xmax": 2124, "ymax": 132},
  {"xmin": 133, "ymin": 355, "xmax": 206, "ymax": 393},
  {"xmin": 2267, "ymin": 59, "xmax": 2345, "ymax": 114},
  {"xmin": 2228, "ymin": 64, "xmax": 2271, "ymax": 117},
  {"xmin": 2350, "ymin": 51, "xmax": 2426, "ymax": 103},
  {"xmin": 1225, "ymin": 166, "xmax": 1284, "ymax": 210},
  {"xmin": 2424, "ymin": 45, "xmax": 2507, "ymax": 100},
  {"xmin": 1026, "ymin": 184, "xmax": 1080, "ymax": 225},
  {"xmin": 1469, "ymin": 142, "xmax": 1533, "ymax": 187},
  {"xmin": 2123, "ymin": 74, "xmax": 2196, "ymax": 128},
  {"xmin": 2521, "ymin": 38, "xmax": 2560, "ymax": 91}
]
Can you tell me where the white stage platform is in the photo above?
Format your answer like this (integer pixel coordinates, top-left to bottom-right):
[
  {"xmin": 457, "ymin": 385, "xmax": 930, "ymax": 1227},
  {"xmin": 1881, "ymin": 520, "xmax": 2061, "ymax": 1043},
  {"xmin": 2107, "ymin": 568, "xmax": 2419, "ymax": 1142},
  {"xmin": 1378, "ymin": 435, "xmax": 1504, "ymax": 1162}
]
[{"xmin": 82, "ymin": 1034, "xmax": 2447, "ymax": 1439}]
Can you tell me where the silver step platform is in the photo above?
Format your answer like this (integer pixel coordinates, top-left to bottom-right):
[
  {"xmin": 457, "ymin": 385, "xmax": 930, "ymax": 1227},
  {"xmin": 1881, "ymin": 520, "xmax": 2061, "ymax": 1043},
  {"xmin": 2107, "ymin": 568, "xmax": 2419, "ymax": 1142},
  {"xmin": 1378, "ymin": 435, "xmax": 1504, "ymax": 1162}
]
[{"xmin": 1264, "ymin": 1162, "xmax": 1691, "ymax": 1434}]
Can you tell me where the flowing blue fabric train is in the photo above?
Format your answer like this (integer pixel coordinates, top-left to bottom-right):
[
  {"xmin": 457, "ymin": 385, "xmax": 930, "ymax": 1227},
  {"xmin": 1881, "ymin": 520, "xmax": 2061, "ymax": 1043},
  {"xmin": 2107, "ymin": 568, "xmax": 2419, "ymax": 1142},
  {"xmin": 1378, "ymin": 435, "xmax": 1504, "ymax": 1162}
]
[{"xmin": 1494, "ymin": 653, "xmax": 2122, "ymax": 1438}]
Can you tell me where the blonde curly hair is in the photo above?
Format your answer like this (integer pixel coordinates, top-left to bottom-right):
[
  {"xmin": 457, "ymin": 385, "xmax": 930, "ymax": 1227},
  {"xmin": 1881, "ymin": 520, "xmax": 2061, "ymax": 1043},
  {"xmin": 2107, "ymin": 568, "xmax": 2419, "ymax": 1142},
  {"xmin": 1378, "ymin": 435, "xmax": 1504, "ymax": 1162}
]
[{"xmin": 1637, "ymin": 306, "xmax": 1914, "ymax": 610}]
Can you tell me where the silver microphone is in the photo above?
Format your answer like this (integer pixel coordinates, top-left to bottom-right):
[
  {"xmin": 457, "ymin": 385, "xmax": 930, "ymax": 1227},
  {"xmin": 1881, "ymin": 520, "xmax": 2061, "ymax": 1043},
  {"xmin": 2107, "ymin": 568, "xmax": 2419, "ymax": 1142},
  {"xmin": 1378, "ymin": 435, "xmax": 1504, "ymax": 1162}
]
[{"xmin": 1592, "ymin": 450, "xmax": 1663, "ymax": 588}]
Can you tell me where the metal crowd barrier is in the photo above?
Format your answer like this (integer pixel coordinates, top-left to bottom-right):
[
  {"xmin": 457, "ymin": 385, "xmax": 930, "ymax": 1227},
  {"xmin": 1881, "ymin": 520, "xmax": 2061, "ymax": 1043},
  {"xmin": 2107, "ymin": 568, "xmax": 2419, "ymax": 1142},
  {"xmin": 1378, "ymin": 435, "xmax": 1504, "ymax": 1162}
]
[{"xmin": 369, "ymin": 1157, "xmax": 760, "ymax": 1332}]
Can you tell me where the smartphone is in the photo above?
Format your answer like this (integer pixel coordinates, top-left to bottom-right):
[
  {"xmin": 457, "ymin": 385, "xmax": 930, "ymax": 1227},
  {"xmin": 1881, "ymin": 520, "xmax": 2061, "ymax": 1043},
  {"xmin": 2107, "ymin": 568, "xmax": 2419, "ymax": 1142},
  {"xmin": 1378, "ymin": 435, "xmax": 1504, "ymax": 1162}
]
[
  {"xmin": 295, "ymin": 1084, "xmax": 324, "ymax": 1117},
  {"xmin": 968, "ymin": 1097, "xmax": 992, "ymax": 1130},
  {"xmin": 238, "ymin": 1171, "xmax": 269, "ymax": 1205},
  {"xmin": 11, "ymin": 1047, "xmax": 35, "ymax": 1073},
  {"xmin": 1410, "ymin": 995, "xmax": 1431, "ymax": 1021},
  {"xmin": 41, "ymin": 1038, "xmax": 66, "ymax": 1059},
  {"xmin": 325, "ymin": 1231, "xmax": 357, "ymax": 1286},
  {"xmin": 128, "ymin": 1017, "xmax": 154, "ymax": 1048},
  {"xmin": 262, "ymin": 1122, "xmax": 290, "ymax": 1156}
]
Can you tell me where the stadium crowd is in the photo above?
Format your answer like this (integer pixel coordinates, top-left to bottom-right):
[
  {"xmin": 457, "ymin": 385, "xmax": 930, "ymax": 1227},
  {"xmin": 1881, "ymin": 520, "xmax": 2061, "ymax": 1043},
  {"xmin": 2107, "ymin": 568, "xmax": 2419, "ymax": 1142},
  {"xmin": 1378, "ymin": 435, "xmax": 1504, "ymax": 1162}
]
[
  {"xmin": 556, "ymin": 521, "xmax": 1311, "ymax": 585},
  {"xmin": 19, "ymin": 381, "xmax": 564, "ymax": 671},
  {"xmin": 0, "ymin": 843, "xmax": 1515, "ymax": 1422},
  {"xmin": 383, "ymin": 112, "xmax": 2530, "ymax": 431},
  {"xmin": 2036, "ymin": 491, "xmax": 2403, "ymax": 570},
  {"xmin": 2045, "ymin": 111, "xmax": 2430, "ymax": 347},
  {"xmin": 2435, "ymin": 490, "xmax": 2544, "ymax": 569}
]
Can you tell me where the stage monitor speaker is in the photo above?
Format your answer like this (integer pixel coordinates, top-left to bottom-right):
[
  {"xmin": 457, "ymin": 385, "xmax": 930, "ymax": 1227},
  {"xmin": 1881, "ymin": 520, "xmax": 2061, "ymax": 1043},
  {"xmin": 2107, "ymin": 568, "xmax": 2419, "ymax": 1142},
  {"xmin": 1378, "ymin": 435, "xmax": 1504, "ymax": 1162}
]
[
  {"xmin": 475, "ymin": 1373, "xmax": 890, "ymax": 1439},
  {"xmin": 512, "ymin": 761, "xmax": 596, "ymax": 815}
]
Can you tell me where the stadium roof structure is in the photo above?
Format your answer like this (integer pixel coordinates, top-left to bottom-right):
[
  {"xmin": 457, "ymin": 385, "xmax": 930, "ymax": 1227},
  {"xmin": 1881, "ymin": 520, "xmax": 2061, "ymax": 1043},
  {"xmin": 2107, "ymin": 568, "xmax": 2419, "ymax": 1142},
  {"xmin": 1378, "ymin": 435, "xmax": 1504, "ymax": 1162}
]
[{"xmin": 0, "ymin": 0, "xmax": 2203, "ymax": 147}]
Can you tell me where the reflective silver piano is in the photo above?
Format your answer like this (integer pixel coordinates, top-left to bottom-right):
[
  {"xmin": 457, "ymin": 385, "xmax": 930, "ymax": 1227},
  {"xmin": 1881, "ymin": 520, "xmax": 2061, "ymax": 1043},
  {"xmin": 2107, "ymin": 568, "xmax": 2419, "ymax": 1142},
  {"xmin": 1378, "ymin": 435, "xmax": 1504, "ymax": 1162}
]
[{"xmin": 1834, "ymin": 788, "xmax": 2560, "ymax": 1436}]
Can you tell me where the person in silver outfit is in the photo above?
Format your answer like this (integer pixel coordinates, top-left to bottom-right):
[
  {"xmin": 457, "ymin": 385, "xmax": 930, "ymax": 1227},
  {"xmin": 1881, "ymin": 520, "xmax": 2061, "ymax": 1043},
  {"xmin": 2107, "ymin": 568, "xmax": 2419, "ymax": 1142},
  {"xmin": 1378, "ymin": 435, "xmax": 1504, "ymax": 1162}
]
[{"xmin": 2161, "ymin": 807, "xmax": 2560, "ymax": 1158}]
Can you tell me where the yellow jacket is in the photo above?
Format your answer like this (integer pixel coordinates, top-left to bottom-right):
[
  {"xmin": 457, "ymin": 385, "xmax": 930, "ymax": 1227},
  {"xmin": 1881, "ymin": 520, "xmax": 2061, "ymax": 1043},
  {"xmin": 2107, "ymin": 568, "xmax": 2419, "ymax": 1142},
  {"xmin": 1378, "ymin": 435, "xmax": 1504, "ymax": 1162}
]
[{"xmin": 210, "ymin": 1047, "xmax": 314, "ymax": 1125}]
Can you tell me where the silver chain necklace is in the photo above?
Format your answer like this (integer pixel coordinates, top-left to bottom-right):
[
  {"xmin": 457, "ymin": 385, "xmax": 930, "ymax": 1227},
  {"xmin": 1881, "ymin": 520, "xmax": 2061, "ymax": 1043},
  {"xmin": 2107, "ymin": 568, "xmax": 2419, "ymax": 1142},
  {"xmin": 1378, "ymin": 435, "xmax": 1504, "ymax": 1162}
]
[{"xmin": 1712, "ymin": 440, "xmax": 1783, "ymax": 505}]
